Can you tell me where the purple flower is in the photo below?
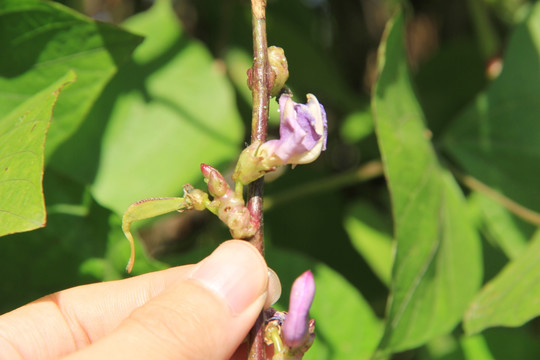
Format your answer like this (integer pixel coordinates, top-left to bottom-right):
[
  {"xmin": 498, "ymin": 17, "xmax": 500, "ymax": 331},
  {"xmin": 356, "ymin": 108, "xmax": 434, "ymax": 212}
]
[
  {"xmin": 233, "ymin": 94, "xmax": 328, "ymax": 185},
  {"xmin": 261, "ymin": 94, "xmax": 327, "ymax": 165},
  {"xmin": 282, "ymin": 270, "xmax": 316, "ymax": 348}
]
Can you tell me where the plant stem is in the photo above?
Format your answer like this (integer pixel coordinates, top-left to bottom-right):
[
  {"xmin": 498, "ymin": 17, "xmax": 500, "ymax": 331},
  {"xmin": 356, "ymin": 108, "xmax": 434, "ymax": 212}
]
[
  {"xmin": 455, "ymin": 171, "xmax": 540, "ymax": 226},
  {"xmin": 247, "ymin": 0, "xmax": 270, "ymax": 359},
  {"xmin": 248, "ymin": 0, "xmax": 270, "ymax": 254},
  {"xmin": 467, "ymin": 0, "xmax": 499, "ymax": 60}
]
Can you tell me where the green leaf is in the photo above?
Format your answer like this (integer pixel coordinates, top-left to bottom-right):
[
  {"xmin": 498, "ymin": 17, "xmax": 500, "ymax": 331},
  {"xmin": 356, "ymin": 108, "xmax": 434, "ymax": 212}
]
[
  {"xmin": 340, "ymin": 108, "xmax": 375, "ymax": 144},
  {"xmin": 469, "ymin": 192, "xmax": 531, "ymax": 260},
  {"xmin": 414, "ymin": 39, "xmax": 486, "ymax": 137},
  {"xmin": 0, "ymin": 71, "xmax": 75, "ymax": 237},
  {"xmin": 443, "ymin": 2, "xmax": 540, "ymax": 213},
  {"xmin": 50, "ymin": 0, "xmax": 243, "ymax": 215},
  {"xmin": 0, "ymin": 0, "xmax": 142, "ymax": 158},
  {"xmin": 478, "ymin": 327, "xmax": 540, "ymax": 359},
  {"xmin": 344, "ymin": 201, "xmax": 393, "ymax": 286},
  {"xmin": 464, "ymin": 230, "xmax": 540, "ymax": 334},
  {"xmin": 266, "ymin": 246, "xmax": 383, "ymax": 360},
  {"xmin": 460, "ymin": 334, "xmax": 495, "ymax": 360},
  {"xmin": 122, "ymin": 197, "xmax": 185, "ymax": 272},
  {"xmin": 372, "ymin": 11, "xmax": 482, "ymax": 353}
]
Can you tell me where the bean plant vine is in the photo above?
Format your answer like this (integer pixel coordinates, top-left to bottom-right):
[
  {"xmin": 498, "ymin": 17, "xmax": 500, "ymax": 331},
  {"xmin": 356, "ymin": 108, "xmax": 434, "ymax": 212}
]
[{"xmin": 121, "ymin": 1, "xmax": 326, "ymax": 358}]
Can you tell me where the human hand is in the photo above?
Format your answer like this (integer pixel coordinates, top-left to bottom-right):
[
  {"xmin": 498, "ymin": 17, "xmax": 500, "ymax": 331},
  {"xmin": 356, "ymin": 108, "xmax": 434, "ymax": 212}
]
[{"xmin": 0, "ymin": 240, "xmax": 281, "ymax": 360}]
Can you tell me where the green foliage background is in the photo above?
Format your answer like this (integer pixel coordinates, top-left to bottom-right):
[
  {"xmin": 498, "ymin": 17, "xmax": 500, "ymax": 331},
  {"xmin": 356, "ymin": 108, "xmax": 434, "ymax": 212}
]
[{"xmin": 2, "ymin": 0, "xmax": 540, "ymax": 358}]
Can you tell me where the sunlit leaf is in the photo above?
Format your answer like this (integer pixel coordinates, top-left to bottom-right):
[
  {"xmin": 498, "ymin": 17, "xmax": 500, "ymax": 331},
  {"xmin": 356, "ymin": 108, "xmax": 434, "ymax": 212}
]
[
  {"xmin": 372, "ymin": 11, "xmax": 482, "ymax": 353},
  {"xmin": 464, "ymin": 230, "xmax": 540, "ymax": 334},
  {"xmin": 122, "ymin": 197, "xmax": 185, "ymax": 272},
  {"xmin": 0, "ymin": 0, "xmax": 142, "ymax": 158},
  {"xmin": 0, "ymin": 71, "xmax": 75, "ymax": 237},
  {"xmin": 460, "ymin": 334, "xmax": 495, "ymax": 360}
]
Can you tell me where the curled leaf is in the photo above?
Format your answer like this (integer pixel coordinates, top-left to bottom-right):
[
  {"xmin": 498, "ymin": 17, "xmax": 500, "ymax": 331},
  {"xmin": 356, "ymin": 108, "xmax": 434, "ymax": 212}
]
[{"xmin": 122, "ymin": 197, "xmax": 186, "ymax": 273}]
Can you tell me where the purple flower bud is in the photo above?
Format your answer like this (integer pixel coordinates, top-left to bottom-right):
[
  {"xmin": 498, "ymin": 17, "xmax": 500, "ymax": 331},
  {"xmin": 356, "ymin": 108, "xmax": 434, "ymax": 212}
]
[
  {"xmin": 282, "ymin": 270, "xmax": 316, "ymax": 349},
  {"xmin": 268, "ymin": 46, "xmax": 289, "ymax": 97},
  {"xmin": 201, "ymin": 163, "xmax": 229, "ymax": 198},
  {"xmin": 261, "ymin": 94, "xmax": 327, "ymax": 166},
  {"xmin": 199, "ymin": 164, "xmax": 259, "ymax": 239}
]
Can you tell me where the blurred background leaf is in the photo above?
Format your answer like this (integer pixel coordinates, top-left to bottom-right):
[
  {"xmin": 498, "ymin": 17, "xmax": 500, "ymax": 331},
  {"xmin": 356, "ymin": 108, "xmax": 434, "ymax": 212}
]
[{"xmin": 443, "ymin": 1, "xmax": 540, "ymax": 214}]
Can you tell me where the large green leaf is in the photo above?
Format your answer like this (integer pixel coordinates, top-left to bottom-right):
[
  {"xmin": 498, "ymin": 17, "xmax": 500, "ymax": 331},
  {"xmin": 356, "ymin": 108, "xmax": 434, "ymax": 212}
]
[
  {"xmin": 372, "ymin": 12, "xmax": 482, "ymax": 353},
  {"xmin": 443, "ymin": 2, "xmax": 540, "ymax": 213},
  {"xmin": 0, "ymin": 71, "xmax": 75, "ymax": 237},
  {"xmin": 464, "ymin": 229, "xmax": 540, "ymax": 334},
  {"xmin": 50, "ymin": 0, "xmax": 244, "ymax": 215},
  {"xmin": 0, "ymin": 0, "xmax": 142, "ymax": 158}
]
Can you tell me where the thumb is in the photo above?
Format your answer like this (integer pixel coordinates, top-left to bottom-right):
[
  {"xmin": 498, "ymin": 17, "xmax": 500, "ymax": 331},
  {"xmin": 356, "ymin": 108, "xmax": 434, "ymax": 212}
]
[{"xmin": 65, "ymin": 240, "xmax": 280, "ymax": 360}]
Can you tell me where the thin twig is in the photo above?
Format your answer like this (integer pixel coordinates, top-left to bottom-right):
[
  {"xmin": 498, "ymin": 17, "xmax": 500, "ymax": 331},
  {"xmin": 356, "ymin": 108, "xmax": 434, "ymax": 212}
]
[
  {"xmin": 456, "ymin": 172, "xmax": 540, "ymax": 226},
  {"xmin": 247, "ymin": 0, "xmax": 270, "ymax": 359},
  {"xmin": 264, "ymin": 160, "xmax": 384, "ymax": 210}
]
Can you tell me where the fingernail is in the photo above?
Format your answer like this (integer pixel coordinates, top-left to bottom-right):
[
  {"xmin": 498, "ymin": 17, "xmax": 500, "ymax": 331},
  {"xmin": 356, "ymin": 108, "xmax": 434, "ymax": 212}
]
[
  {"xmin": 265, "ymin": 268, "xmax": 282, "ymax": 308},
  {"xmin": 190, "ymin": 240, "xmax": 268, "ymax": 315}
]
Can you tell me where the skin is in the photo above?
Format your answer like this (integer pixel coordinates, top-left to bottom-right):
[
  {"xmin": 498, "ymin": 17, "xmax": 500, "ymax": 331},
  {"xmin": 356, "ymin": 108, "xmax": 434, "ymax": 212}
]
[{"xmin": 0, "ymin": 240, "xmax": 280, "ymax": 360}]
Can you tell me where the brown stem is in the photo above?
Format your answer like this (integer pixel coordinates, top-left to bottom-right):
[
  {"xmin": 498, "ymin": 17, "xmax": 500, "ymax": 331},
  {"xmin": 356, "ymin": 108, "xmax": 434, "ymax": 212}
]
[
  {"xmin": 456, "ymin": 172, "xmax": 540, "ymax": 226},
  {"xmin": 247, "ymin": 0, "xmax": 270, "ymax": 359},
  {"xmin": 264, "ymin": 160, "xmax": 384, "ymax": 211}
]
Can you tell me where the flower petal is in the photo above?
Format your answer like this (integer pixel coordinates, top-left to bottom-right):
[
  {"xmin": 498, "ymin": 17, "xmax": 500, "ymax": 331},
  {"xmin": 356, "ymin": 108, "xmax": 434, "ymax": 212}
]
[{"xmin": 282, "ymin": 270, "xmax": 316, "ymax": 348}]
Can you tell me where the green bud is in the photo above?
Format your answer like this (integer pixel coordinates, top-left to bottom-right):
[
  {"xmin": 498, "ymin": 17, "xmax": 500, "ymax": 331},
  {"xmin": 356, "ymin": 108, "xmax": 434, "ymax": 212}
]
[
  {"xmin": 268, "ymin": 46, "xmax": 289, "ymax": 97},
  {"xmin": 183, "ymin": 184, "xmax": 210, "ymax": 211}
]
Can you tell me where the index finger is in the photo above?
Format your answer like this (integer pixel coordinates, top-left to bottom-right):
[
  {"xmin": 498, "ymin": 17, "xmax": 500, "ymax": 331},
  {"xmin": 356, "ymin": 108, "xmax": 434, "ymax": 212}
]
[{"xmin": 0, "ymin": 265, "xmax": 194, "ymax": 360}]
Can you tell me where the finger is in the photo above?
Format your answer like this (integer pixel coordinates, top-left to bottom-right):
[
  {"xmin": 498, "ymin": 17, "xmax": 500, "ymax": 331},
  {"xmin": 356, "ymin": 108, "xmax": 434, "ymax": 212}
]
[
  {"xmin": 0, "ymin": 264, "xmax": 194, "ymax": 359},
  {"xmin": 63, "ymin": 240, "xmax": 279, "ymax": 360}
]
